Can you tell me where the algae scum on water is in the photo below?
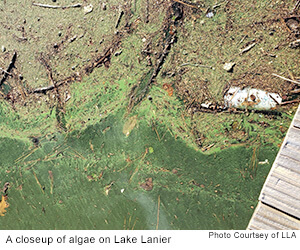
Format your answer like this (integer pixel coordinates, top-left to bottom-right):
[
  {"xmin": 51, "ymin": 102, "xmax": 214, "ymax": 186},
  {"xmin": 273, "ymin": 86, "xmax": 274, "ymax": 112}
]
[
  {"xmin": 0, "ymin": 111, "xmax": 281, "ymax": 229},
  {"xmin": 0, "ymin": 0, "xmax": 299, "ymax": 229}
]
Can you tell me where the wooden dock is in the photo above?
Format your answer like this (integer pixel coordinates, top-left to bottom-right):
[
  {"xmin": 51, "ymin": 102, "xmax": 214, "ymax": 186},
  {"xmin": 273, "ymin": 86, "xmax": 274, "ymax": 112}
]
[{"xmin": 247, "ymin": 105, "xmax": 300, "ymax": 230}]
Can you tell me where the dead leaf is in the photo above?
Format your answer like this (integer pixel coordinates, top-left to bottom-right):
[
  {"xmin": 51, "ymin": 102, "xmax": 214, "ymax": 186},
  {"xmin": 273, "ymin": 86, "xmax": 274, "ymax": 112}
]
[
  {"xmin": 172, "ymin": 169, "xmax": 178, "ymax": 174},
  {"xmin": 0, "ymin": 195, "xmax": 9, "ymax": 216},
  {"xmin": 162, "ymin": 83, "xmax": 174, "ymax": 96},
  {"xmin": 140, "ymin": 178, "xmax": 153, "ymax": 191}
]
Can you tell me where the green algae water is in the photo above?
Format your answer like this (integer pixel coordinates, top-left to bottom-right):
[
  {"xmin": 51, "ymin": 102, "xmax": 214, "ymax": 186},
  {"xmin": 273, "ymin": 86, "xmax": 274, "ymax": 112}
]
[{"xmin": 0, "ymin": 111, "xmax": 278, "ymax": 229}]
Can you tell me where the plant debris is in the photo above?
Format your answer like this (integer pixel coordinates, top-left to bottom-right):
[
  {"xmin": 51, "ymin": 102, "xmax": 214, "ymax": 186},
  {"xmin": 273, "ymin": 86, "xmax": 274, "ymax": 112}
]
[
  {"xmin": 0, "ymin": 195, "xmax": 9, "ymax": 216},
  {"xmin": 0, "ymin": 52, "xmax": 17, "ymax": 87},
  {"xmin": 140, "ymin": 178, "xmax": 153, "ymax": 191},
  {"xmin": 32, "ymin": 2, "xmax": 82, "ymax": 9}
]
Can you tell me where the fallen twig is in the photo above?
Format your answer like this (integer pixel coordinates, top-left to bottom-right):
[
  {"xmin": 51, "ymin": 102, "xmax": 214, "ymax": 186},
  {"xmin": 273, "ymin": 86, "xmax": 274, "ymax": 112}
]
[
  {"xmin": 260, "ymin": 48, "xmax": 276, "ymax": 57},
  {"xmin": 201, "ymin": 143, "xmax": 215, "ymax": 152},
  {"xmin": 196, "ymin": 106, "xmax": 282, "ymax": 116},
  {"xmin": 145, "ymin": 0, "xmax": 149, "ymax": 23},
  {"xmin": 33, "ymin": 85, "xmax": 55, "ymax": 93},
  {"xmin": 85, "ymin": 46, "xmax": 113, "ymax": 74},
  {"xmin": 272, "ymin": 73, "xmax": 300, "ymax": 85},
  {"xmin": 237, "ymin": 35, "xmax": 248, "ymax": 46},
  {"xmin": 0, "ymin": 51, "xmax": 17, "ymax": 87},
  {"xmin": 212, "ymin": 1, "xmax": 228, "ymax": 10},
  {"xmin": 180, "ymin": 63, "xmax": 212, "ymax": 68},
  {"xmin": 33, "ymin": 170, "xmax": 45, "ymax": 194},
  {"xmin": 115, "ymin": 9, "xmax": 124, "ymax": 28},
  {"xmin": 0, "ymin": 67, "xmax": 13, "ymax": 76},
  {"xmin": 240, "ymin": 42, "xmax": 256, "ymax": 54},
  {"xmin": 33, "ymin": 74, "xmax": 79, "ymax": 93},
  {"xmin": 12, "ymin": 34, "xmax": 28, "ymax": 42},
  {"xmin": 290, "ymin": 88, "xmax": 300, "ymax": 94},
  {"xmin": 292, "ymin": 0, "xmax": 300, "ymax": 12},
  {"xmin": 281, "ymin": 99, "xmax": 300, "ymax": 105},
  {"xmin": 171, "ymin": 0, "xmax": 200, "ymax": 9},
  {"xmin": 32, "ymin": 2, "xmax": 82, "ymax": 9},
  {"xmin": 290, "ymin": 39, "xmax": 300, "ymax": 49}
]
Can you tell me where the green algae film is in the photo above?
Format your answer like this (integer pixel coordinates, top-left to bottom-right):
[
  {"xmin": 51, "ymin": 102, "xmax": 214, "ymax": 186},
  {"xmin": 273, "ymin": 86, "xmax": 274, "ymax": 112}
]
[{"xmin": 0, "ymin": 113, "xmax": 277, "ymax": 229}]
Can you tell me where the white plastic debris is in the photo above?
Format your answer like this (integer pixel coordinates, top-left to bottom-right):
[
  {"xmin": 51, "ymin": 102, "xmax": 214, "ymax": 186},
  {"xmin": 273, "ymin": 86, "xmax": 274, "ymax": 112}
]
[
  {"xmin": 258, "ymin": 159, "xmax": 269, "ymax": 165},
  {"xmin": 83, "ymin": 4, "xmax": 93, "ymax": 14},
  {"xmin": 224, "ymin": 86, "xmax": 282, "ymax": 110},
  {"xmin": 121, "ymin": 188, "xmax": 125, "ymax": 193},
  {"xmin": 200, "ymin": 102, "xmax": 212, "ymax": 109},
  {"xmin": 223, "ymin": 62, "xmax": 235, "ymax": 72},
  {"xmin": 206, "ymin": 12, "xmax": 214, "ymax": 18}
]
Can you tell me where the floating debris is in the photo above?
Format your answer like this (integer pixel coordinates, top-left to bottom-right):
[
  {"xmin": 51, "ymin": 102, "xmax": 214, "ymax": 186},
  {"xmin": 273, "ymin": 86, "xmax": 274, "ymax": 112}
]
[
  {"xmin": 0, "ymin": 182, "xmax": 10, "ymax": 194},
  {"xmin": 206, "ymin": 12, "xmax": 214, "ymax": 18},
  {"xmin": 285, "ymin": 17, "xmax": 299, "ymax": 31},
  {"xmin": 223, "ymin": 62, "xmax": 235, "ymax": 72},
  {"xmin": 290, "ymin": 39, "xmax": 300, "ymax": 49},
  {"xmin": 83, "ymin": 4, "xmax": 93, "ymax": 14},
  {"xmin": 224, "ymin": 86, "xmax": 282, "ymax": 110},
  {"xmin": 258, "ymin": 159, "xmax": 269, "ymax": 165},
  {"xmin": 69, "ymin": 35, "xmax": 77, "ymax": 43},
  {"xmin": 114, "ymin": 50, "xmax": 122, "ymax": 56},
  {"xmin": 240, "ymin": 42, "xmax": 256, "ymax": 54},
  {"xmin": 200, "ymin": 102, "xmax": 212, "ymax": 109}
]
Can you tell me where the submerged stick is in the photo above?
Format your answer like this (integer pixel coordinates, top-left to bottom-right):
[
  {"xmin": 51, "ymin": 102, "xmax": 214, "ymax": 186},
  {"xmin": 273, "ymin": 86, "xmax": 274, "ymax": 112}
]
[
  {"xmin": 48, "ymin": 171, "xmax": 54, "ymax": 194},
  {"xmin": 33, "ymin": 170, "xmax": 45, "ymax": 194}
]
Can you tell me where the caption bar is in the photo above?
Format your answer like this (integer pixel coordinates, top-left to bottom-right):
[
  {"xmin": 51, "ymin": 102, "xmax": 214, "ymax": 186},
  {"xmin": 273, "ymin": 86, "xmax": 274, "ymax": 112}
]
[{"xmin": 5, "ymin": 234, "xmax": 171, "ymax": 246}]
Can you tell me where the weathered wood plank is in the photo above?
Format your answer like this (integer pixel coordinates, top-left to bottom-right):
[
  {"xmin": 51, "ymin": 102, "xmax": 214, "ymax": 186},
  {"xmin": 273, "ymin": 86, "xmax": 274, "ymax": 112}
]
[
  {"xmin": 261, "ymin": 177, "xmax": 300, "ymax": 215},
  {"xmin": 293, "ymin": 118, "xmax": 300, "ymax": 129},
  {"xmin": 247, "ymin": 202, "xmax": 300, "ymax": 230},
  {"xmin": 285, "ymin": 126, "xmax": 300, "ymax": 144},
  {"xmin": 280, "ymin": 142, "xmax": 300, "ymax": 162},
  {"xmin": 248, "ymin": 105, "xmax": 300, "ymax": 229},
  {"xmin": 277, "ymin": 155, "xmax": 300, "ymax": 175},
  {"xmin": 271, "ymin": 164, "xmax": 300, "ymax": 188}
]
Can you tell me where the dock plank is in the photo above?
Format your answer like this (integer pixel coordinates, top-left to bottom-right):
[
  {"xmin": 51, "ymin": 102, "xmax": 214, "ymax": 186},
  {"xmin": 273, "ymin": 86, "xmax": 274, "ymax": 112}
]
[
  {"xmin": 248, "ymin": 105, "xmax": 300, "ymax": 229},
  {"xmin": 248, "ymin": 202, "xmax": 300, "ymax": 230}
]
